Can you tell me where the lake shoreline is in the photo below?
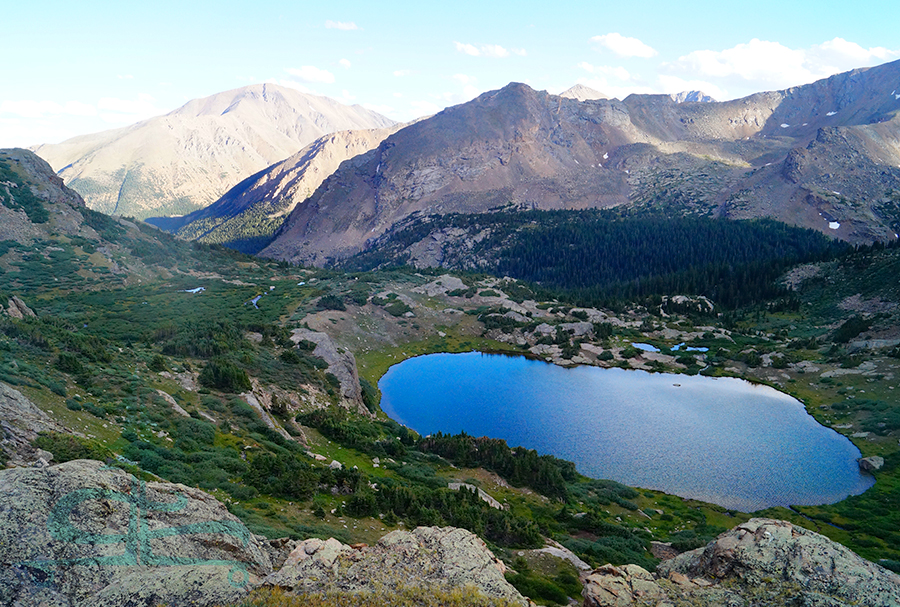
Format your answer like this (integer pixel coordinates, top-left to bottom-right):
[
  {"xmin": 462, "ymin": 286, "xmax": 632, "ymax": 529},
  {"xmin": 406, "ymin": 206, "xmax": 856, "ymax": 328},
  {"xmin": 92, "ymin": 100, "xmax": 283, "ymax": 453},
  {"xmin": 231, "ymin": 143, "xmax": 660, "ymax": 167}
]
[{"xmin": 379, "ymin": 351, "xmax": 875, "ymax": 512}]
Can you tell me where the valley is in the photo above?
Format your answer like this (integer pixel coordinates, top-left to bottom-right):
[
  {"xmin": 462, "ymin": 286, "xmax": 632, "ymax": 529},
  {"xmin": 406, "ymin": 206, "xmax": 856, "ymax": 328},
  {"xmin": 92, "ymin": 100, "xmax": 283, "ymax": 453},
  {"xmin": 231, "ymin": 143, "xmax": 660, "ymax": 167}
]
[{"xmin": 2, "ymin": 57, "xmax": 900, "ymax": 607}]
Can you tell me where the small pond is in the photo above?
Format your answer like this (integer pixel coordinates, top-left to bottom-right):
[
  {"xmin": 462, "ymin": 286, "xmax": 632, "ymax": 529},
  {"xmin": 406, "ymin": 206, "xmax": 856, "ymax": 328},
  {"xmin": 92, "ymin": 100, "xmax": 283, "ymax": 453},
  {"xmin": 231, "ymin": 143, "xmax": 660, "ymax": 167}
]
[{"xmin": 379, "ymin": 351, "xmax": 873, "ymax": 511}]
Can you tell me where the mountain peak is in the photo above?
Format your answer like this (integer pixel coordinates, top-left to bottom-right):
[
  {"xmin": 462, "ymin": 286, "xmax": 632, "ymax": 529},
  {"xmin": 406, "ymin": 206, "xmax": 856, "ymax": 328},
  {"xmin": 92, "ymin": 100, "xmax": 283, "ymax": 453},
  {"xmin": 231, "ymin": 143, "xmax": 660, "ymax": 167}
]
[
  {"xmin": 559, "ymin": 84, "xmax": 610, "ymax": 101},
  {"xmin": 670, "ymin": 90, "xmax": 715, "ymax": 103}
]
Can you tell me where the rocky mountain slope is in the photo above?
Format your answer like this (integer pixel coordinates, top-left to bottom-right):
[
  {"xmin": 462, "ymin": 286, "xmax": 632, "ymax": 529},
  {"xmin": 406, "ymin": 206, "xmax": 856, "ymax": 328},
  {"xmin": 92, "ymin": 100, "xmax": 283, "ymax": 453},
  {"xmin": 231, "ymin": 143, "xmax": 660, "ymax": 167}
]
[
  {"xmin": 260, "ymin": 59, "xmax": 900, "ymax": 266},
  {"xmin": 147, "ymin": 124, "xmax": 402, "ymax": 254},
  {"xmin": 32, "ymin": 84, "xmax": 395, "ymax": 219}
]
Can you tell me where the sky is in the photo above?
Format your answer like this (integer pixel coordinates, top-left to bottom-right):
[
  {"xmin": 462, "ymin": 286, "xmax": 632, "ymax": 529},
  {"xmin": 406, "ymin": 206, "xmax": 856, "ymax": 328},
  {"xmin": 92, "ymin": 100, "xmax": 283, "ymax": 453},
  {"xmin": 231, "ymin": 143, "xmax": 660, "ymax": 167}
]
[{"xmin": 2, "ymin": 0, "xmax": 899, "ymax": 148}]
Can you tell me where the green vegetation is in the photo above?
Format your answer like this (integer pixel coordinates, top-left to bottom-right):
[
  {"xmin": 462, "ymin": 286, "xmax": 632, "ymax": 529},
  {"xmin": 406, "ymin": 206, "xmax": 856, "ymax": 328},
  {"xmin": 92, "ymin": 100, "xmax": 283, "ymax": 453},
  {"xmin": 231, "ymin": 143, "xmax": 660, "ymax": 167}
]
[
  {"xmin": 34, "ymin": 431, "xmax": 111, "ymax": 463},
  {"xmin": 2, "ymin": 159, "xmax": 900, "ymax": 601},
  {"xmin": 418, "ymin": 433, "xmax": 577, "ymax": 500}
]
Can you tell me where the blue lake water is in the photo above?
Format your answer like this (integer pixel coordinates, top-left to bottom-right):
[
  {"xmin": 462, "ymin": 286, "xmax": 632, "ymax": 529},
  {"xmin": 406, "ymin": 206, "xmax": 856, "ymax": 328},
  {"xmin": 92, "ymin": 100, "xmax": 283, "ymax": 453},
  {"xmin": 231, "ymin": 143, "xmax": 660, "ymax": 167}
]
[{"xmin": 379, "ymin": 351, "xmax": 874, "ymax": 511}]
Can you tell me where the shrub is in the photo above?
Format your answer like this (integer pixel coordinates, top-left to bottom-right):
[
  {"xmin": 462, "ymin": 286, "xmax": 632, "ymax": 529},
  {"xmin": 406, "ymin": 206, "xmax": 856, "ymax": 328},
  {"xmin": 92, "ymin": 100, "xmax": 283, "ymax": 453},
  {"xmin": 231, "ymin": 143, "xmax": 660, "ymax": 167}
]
[
  {"xmin": 148, "ymin": 354, "xmax": 168, "ymax": 372},
  {"xmin": 833, "ymin": 315, "xmax": 871, "ymax": 343},
  {"xmin": 56, "ymin": 352, "xmax": 84, "ymax": 374},
  {"xmin": 33, "ymin": 432, "xmax": 111, "ymax": 463},
  {"xmin": 199, "ymin": 358, "xmax": 251, "ymax": 392},
  {"xmin": 317, "ymin": 294, "xmax": 346, "ymax": 311}
]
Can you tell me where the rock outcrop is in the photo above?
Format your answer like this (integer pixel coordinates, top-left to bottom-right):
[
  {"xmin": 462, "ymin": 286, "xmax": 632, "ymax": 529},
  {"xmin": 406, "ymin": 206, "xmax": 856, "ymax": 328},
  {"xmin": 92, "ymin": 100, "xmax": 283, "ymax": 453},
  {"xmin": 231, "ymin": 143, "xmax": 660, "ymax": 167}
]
[
  {"xmin": 0, "ymin": 381, "xmax": 67, "ymax": 465},
  {"xmin": 0, "ymin": 459, "xmax": 273, "ymax": 607},
  {"xmin": 263, "ymin": 526, "xmax": 526, "ymax": 604},
  {"xmin": 3, "ymin": 296, "xmax": 37, "ymax": 319},
  {"xmin": 858, "ymin": 456, "xmax": 885, "ymax": 472},
  {"xmin": 0, "ymin": 459, "xmax": 528, "ymax": 606},
  {"xmin": 290, "ymin": 328, "xmax": 367, "ymax": 414},
  {"xmin": 583, "ymin": 518, "xmax": 900, "ymax": 606}
]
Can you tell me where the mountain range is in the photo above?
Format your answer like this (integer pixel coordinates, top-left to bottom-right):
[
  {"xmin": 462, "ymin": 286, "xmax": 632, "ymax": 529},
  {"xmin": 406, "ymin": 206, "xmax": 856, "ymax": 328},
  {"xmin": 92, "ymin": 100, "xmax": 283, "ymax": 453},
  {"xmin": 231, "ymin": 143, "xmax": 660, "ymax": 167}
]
[
  {"xmin": 256, "ymin": 59, "xmax": 900, "ymax": 266},
  {"xmin": 31, "ymin": 84, "xmax": 395, "ymax": 219}
]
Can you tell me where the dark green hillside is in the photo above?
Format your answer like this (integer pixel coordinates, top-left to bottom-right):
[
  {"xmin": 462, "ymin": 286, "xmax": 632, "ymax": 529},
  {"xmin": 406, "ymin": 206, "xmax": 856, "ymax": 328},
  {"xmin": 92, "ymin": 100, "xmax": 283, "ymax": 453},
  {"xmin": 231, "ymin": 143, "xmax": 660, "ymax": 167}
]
[{"xmin": 344, "ymin": 210, "xmax": 850, "ymax": 308}]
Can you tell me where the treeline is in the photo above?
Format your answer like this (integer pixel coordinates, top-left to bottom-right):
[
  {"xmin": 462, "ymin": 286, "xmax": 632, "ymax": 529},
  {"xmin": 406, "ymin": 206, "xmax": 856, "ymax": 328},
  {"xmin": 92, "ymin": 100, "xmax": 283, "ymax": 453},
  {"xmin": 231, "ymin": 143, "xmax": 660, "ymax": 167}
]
[
  {"xmin": 417, "ymin": 432, "xmax": 578, "ymax": 500},
  {"xmin": 493, "ymin": 214, "xmax": 848, "ymax": 308},
  {"xmin": 343, "ymin": 210, "xmax": 853, "ymax": 309},
  {"xmin": 347, "ymin": 480, "xmax": 543, "ymax": 548}
]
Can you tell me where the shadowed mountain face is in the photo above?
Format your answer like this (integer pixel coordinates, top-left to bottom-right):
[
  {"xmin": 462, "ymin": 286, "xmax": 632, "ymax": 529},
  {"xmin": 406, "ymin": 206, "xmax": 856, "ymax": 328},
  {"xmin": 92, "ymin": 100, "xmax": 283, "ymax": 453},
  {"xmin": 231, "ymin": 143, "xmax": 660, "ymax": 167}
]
[
  {"xmin": 31, "ymin": 84, "xmax": 395, "ymax": 220},
  {"xmin": 146, "ymin": 125, "xmax": 403, "ymax": 255},
  {"xmin": 260, "ymin": 60, "xmax": 900, "ymax": 266}
]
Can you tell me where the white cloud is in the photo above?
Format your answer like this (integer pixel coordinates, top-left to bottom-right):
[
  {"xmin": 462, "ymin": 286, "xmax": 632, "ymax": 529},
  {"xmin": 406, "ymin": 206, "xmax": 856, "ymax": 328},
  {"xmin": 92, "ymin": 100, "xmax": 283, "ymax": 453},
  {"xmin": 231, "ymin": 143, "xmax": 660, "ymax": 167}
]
[
  {"xmin": 362, "ymin": 102, "xmax": 395, "ymax": 115},
  {"xmin": 0, "ymin": 100, "xmax": 98, "ymax": 119},
  {"xmin": 578, "ymin": 62, "xmax": 632, "ymax": 81},
  {"xmin": 453, "ymin": 42, "xmax": 514, "ymax": 58},
  {"xmin": 325, "ymin": 20, "xmax": 359, "ymax": 31},
  {"xmin": 667, "ymin": 37, "xmax": 900, "ymax": 98},
  {"xmin": 285, "ymin": 65, "xmax": 335, "ymax": 84},
  {"xmin": 512, "ymin": 48, "xmax": 527, "ymax": 57},
  {"xmin": 116, "ymin": 74, "xmax": 134, "ymax": 80},
  {"xmin": 272, "ymin": 79, "xmax": 312, "ymax": 94},
  {"xmin": 453, "ymin": 74, "xmax": 476, "ymax": 85},
  {"xmin": 339, "ymin": 58, "xmax": 352, "ymax": 69},
  {"xmin": 454, "ymin": 42, "xmax": 481, "ymax": 56},
  {"xmin": 410, "ymin": 100, "xmax": 442, "ymax": 116},
  {"xmin": 591, "ymin": 33, "xmax": 657, "ymax": 58},
  {"xmin": 393, "ymin": 69, "xmax": 413, "ymax": 77},
  {"xmin": 672, "ymin": 39, "xmax": 806, "ymax": 81}
]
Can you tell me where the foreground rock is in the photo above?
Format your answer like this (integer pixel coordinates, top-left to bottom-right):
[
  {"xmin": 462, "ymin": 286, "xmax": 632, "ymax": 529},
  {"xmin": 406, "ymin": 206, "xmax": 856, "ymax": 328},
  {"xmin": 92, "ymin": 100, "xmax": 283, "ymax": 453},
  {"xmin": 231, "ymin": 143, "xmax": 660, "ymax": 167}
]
[
  {"xmin": 0, "ymin": 459, "xmax": 527, "ymax": 606},
  {"xmin": 264, "ymin": 526, "xmax": 526, "ymax": 604},
  {"xmin": 0, "ymin": 460, "xmax": 273, "ymax": 607},
  {"xmin": 583, "ymin": 518, "xmax": 900, "ymax": 606}
]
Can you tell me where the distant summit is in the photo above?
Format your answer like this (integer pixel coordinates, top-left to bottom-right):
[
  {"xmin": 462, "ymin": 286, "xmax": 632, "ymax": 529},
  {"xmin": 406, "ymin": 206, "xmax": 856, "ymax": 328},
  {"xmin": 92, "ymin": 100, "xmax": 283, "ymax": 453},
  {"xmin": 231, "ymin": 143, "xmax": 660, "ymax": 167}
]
[
  {"xmin": 670, "ymin": 90, "xmax": 716, "ymax": 103},
  {"xmin": 31, "ymin": 84, "xmax": 395, "ymax": 219},
  {"xmin": 559, "ymin": 84, "xmax": 610, "ymax": 101}
]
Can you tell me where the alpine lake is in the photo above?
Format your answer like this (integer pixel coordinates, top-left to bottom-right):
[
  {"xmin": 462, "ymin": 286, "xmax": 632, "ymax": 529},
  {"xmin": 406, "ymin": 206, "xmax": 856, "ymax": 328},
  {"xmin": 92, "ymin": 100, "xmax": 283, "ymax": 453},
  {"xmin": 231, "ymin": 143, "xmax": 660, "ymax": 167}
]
[{"xmin": 379, "ymin": 351, "xmax": 874, "ymax": 512}]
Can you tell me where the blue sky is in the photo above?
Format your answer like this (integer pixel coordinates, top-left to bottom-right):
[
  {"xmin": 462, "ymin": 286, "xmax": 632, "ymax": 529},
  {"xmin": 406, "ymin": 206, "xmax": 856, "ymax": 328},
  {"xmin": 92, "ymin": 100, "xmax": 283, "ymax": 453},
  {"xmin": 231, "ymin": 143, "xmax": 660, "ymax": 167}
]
[{"xmin": 2, "ymin": 0, "xmax": 899, "ymax": 147}]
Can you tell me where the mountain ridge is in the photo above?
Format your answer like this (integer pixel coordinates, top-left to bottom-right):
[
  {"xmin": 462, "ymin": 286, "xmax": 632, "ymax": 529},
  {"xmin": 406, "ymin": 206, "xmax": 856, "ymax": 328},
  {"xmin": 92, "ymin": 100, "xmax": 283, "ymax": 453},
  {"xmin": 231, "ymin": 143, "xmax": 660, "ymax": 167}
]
[
  {"xmin": 259, "ymin": 59, "xmax": 900, "ymax": 266},
  {"xmin": 31, "ymin": 84, "xmax": 395, "ymax": 219}
]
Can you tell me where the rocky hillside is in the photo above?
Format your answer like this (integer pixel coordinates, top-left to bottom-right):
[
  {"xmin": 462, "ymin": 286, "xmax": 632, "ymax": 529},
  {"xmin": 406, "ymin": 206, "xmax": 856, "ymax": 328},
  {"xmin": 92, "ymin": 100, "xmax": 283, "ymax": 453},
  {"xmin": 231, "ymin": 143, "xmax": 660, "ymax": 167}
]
[
  {"xmin": 148, "ymin": 124, "xmax": 402, "ymax": 254},
  {"xmin": 31, "ymin": 84, "xmax": 395, "ymax": 219},
  {"xmin": 261, "ymin": 59, "xmax": 900, "ymax": 266},
  {"xmin": 4, "ymin": 457, "xmax": 898, "ymax": 607},
  {"xmin": 0, "ymin": 147, "xmax": 178, "ymax": 280}
]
